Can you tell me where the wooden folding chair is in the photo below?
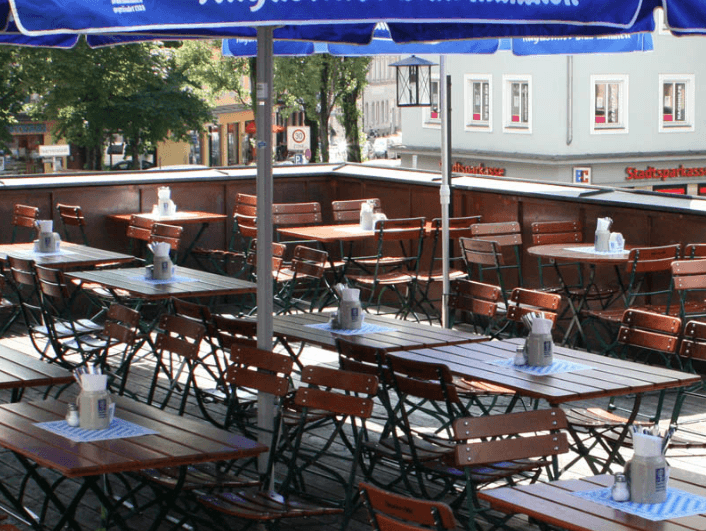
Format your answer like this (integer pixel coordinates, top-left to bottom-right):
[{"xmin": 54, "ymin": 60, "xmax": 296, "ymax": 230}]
[
  {"xmin": 667, "ymin": 259, "xmax": 706, "ymax": 322},
  {"xmin": 197, "ymin": 366, "xmax": 378, "ymax": 531},
  {"xmin": 55, "ymin": 203, "xmax": 89, "ymax": 245},
  {"xmin": 563, "ymin": 309, "xmax": 682, "ymax": 475},
  {"xmin": 451, "ymin": 408, "xmax": 569, "ymax": 531},
  {"xmin": 583, "ymin": 243, "xmax": 681, "ymax": 353},
  {"xmin": 192, "ymin": 192, "xmax": 256, "ymax": 276},
  {"xmin": 415, "ymin": 216, "xmax": 481, "ymax": 322},
  {"xmin": 359, "ymin": 482, "xmax": 458, "ymax": 531},
  {"xmin": 273, "ymin": 244, "xmax": 329, "ymax": 314},
  {"xmin": 126, "ymin": 215, "xmax": 154, "ymax": 259},
  {"xmin": 10, "ymin": 203, "xmax": 39, "ymax": 243},
  {"xmin": 273, "ymin": 200, "xmax": 323, "ymax": 257},
  {"xmin": 347, "ymin": 216, "xmax": 426, "ymax": 320},
  {"xmin": 463, "ymin": 221, "xmax": 524, "ymax": 302},
  {"xmin": 447, "ymin": 278, "xmax": 502, "ymax": 334},
  {"xmin": 499, "ymin": 287, "xmax": 562, "ymax": 338}
]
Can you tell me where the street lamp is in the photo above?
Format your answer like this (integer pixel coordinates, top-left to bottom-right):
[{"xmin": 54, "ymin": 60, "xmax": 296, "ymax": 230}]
[
  {"xmin": 390, "ymin": 55, "xmax": 437, "ymax": 107},
  {"xmin": 391, "ymin": 54, "xmax": 453, "ymax": 328}
]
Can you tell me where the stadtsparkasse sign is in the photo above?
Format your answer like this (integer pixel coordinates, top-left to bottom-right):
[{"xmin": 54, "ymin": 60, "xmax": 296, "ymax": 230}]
[{"xmin": 625, "ymin": 164, "xmax": 706, "ymax": 181}]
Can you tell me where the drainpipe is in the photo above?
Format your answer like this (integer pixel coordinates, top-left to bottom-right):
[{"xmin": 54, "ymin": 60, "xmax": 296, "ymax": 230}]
[{"xmin": 567, "ymin": 55, "xmax": 573, "ymax": 146}]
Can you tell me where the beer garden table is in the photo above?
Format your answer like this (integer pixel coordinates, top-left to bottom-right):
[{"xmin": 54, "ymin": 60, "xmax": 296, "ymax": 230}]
[
  {"xmin": 108, "ymin": 211, "xmax": 228, "ymax": 265},
  {"xmin": 395, "ymin": 337, "xmax": 701, "ymax": 477},
  {"xmin": 0, "ymin": 395, "xmax": 266, "ymax": 531},
  {"xmin": 478, "ymin": 468, "xmax": 706, "ymax": 531},
  {"xmin": 0, "ymin": 242, "xmax": 135, "ymax": 269},
  {"xmin": 0, "ymin": 344, "xmax": 74, "ymax": 402}
]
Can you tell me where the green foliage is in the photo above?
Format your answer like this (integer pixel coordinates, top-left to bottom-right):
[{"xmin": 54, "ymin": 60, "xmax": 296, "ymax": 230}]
[
  {"xmin": 23, "ymin": 40, "xmax": 216, "ymax": 170},
  {"xmin": 274, "ymin": 55, "xmax": 370, "ymax": 163},
  {"xmin": 0, "ymin": 48, "xmax": 37, "ymax": 152}
]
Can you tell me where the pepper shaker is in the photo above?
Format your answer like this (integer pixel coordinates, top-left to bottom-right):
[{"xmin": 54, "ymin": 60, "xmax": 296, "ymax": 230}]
[
  {"xmin": 66, "ymin": 403, "xmax": 80, "ymax": 427},
  {"xmin": 611, "ymin": 473, "xmax": 630, "ymax": 502}
]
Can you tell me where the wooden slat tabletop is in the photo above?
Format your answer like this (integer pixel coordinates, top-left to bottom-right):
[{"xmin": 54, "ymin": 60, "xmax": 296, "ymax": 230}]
[
  {"xmin": 0, "ymin": 396, "xmax": 266, "ymax": 478},
  {"xmin": 108, "ymin": 211, "xmax": 228, "ymax": 225},
  {"xmin": 272, "ymin": 312, "xmax": 487, "ymax": 352},
  {"xmin": 0, "ymin": 345, "xmax": 73, "ymax": 390},
  {"xmin": 396, "ymin": 338, "xmax": 701, "ymax": 404},
  {"xmin": 0, "ymin": 242, "xmax": 135, "ymax": 269},
  {"xmin": 67, "ymin": 266, "xmax": 256, "ymax": 300},
  {"xmin": 479, "ymin": 469, "xmax": 706, "ymax": 531}
]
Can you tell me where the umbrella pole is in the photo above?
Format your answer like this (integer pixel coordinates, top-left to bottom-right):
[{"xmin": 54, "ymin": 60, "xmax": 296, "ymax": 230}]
[
  {"xmin": 440, "ymin": 55, "xmax": 451, "ymax": 328},
  {"xmin": 256, "ymin": 26, "xmax": 275, "ymax": 476}
]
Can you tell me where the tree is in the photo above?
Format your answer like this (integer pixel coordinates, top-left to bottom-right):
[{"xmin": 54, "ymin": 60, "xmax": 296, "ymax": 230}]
[
  {"xmin": 0, "ymin": 48, "xmax": 44, "ymax": 153},
  {"xmin": 24, "ymin": 40, "xmax": 213, "ymax": 170},
  {"xmin": 338, "ymin": 57, "xmax": 370, "ymax": 163},
  {"xmin": 275, "ymin": 55, "xmax": 370, "ymax": 163}
]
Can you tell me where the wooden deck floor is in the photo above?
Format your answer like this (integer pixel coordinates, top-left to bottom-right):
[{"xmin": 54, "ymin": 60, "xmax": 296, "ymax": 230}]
[{"xmin": 0, "ymin": 321, "xmax": 705, "ymax": 531}]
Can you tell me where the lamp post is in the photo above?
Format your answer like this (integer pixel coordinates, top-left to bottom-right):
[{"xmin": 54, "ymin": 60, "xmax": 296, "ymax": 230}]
[{"xmin": 391, "ymin": 55, "xmax": 453, "ymax": 327}]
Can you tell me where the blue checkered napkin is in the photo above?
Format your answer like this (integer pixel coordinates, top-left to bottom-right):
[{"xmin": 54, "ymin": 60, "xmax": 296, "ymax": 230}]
[
  {"xmin": 306, "ymin": 322, "xmax": 397, "ymax": 336},
  {"xmin": 488, "ymin": 357, "xmax": 593, "ymax": 375},
  {"xmin": 573, "ymin": 487, "xmax": 706, "ymax": 521},
  {"xmin": 35, "ymin": 418, "xmax": 158, "ymax": 442},
  {"xmin": 128, "ymin": 275, "xmax": 199, "ymax": 284}
]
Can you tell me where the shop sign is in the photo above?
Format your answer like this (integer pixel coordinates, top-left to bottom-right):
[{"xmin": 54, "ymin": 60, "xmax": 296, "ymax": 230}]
[
  {"xmin": 451, "ymin": 161, "xmax": 505, "ymax": 177},
  {"xmin": 625, "ymin": 164, "xmax": 706, "ymax": 181},
  {"xmin": 573, "ymin": 167, "xmax": 591, "ymax": 184}
]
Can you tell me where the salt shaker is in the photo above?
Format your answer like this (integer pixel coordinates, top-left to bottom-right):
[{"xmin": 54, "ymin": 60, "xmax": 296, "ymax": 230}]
[
  {"xmin": 66, "ymin": 403, "xmax": 80, "ymax": 427},
  {"xmin": 611, "ymin": 473, "xmax": 630, "ymax": 502},
  {"xmin": 513, "ymin": 346, "xmax": 526, "ymax": 365}
]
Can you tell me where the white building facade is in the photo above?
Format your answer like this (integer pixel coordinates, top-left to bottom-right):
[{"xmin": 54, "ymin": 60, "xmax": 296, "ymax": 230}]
[{"xmin": 397, "ymin": 14, "xmax": 706, "ymax": 195}]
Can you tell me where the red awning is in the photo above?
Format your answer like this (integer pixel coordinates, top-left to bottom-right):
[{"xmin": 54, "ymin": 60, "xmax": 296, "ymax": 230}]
[{"xmin": 245, "ymin": 122, "xmax": 285, "ymax": 135}]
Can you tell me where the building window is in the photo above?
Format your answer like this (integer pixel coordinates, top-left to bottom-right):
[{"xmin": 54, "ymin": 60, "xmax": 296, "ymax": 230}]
[
  {"xmin": 422, "ymin": 76, "xmax": 441, "ymax": 128},
  {"xmin": 464, "ymin": 74, "xmax": 492, "ymax": 132},
  {"xmin": 659, "ymin": 74, "xmax": 694, "ymax": 132},
  {"xmin": 590, "ymin": 75, "xmax": 628, "ymax": 134},
  {"xmin": 502, "ymin": 75, "xmax": 531, "ymax": 134}
]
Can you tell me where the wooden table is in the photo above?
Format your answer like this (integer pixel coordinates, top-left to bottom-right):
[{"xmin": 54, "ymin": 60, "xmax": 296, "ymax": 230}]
[
  {"xmin": 272, "ymin": 312, "xmax": 488, "ymax": 369},
  {"xmin": 397, "ymin": 338, "xmax": 701, "ymax": 475},
  {"xmin": 0, "ymin": 345, "xmax": 74, "ymax": 402},
  {"xmin": 0, "ymin": 242, "xmax": 135, "ymax": 269},
  {"xmin": 66, "ymin": 265, "xmax": 256, "ymax": 301},
  {"xmin": 0, "ymin": 396, "xmax": 266, "ymax": 531},
  {"xmin": 527, "ymin": 243, "xmax": 634, "ymax": 345},
  {"xmin": 109, "ymin": 211, "xmax": 228, "ymax": 265},
  {"xmin": 478, "ymin": 468, "xmax": 706, "ymax": 531}
]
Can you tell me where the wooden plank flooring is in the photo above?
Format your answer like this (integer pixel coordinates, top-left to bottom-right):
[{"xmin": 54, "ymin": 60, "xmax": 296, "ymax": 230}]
[{"xmin": 0, "ymin": 321, "xmax": 704, "ymax": 530}]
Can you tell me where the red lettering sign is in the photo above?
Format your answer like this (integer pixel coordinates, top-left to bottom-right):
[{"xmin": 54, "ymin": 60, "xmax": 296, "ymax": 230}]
[{"xmin": 625, "ymin": 164, "xmax": 706, "ymax": 181}]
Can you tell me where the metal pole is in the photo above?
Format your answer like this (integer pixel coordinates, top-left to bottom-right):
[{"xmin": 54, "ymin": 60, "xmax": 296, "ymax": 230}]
[
  {"xmin": 440, "ymin": 56, "xmax": 452, "ymax": 328},
  {"xmin": 256, "ymin": 26, "xmax": 274, "ymax": 474}
]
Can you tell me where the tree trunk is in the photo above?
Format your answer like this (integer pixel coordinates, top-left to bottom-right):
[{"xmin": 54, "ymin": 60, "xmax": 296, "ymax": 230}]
[
  {"xmin": 341, "ymin": 86, "xmax": 362, "ymax": 163},
  {"xmin": 305, "ymin": 114, "xmax": 319, "ymax": 163}
]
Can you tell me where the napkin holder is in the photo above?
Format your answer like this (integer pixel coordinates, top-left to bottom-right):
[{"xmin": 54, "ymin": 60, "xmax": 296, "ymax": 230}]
[
  {"xmin": 337, "ymin": 287, "xmax": 363, "ymax": 329},
  {"xmin": 524, "ymin": 317, "xmax": 554, "ymax": 366},
  {"xmin": 33, "ymin": 220, "xmax": 61, "ymax": 253},
  {"xmin": 156, "ymin": 186, "xmax": 176, "ymax": 218},
  {"xmin": 594, "ymin": 217, "xmax": 612, "ymax": 252},
  {"xmin": 625, "ymin": 431, "xmax": 668, "ymax": 503},
  {"xmin": 359, "ymin": 200, "xmax": 374, "ymax": 230},
  {"xmin": 77, "ymin": 374, "xmax": 112, "ymax": 430},
  {"xmin": 148, "ymin": 242, "xmax": 175, "ymax": 280}
]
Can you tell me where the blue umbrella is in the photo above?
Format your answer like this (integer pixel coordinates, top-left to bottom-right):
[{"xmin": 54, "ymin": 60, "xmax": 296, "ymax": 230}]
[
  {"xmin": 0, "ymin": 16, "xmax": 77, "ymax": 48},
  {"xmin": 9, "ymin": 0, "xmax": 659, "ymax": 42}
]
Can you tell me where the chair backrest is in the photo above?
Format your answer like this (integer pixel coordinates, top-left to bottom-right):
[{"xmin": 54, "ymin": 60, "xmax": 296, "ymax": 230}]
[
  {"xmin": 295, "ymin": 365, "xmax": 378, "ymax": 418},
  {"xmin": 424, "ymin": 216, "xmax": 482, "ymax": 275},
  {"xmin": 471, "ymin": 221, "xmax": 522, "ymax": 247},
  {"xmin": 11, "ymin": 204, "xmax": 39, "ymax": 243},
  {"xmin": 7, "ymin": 255, "xmax": 37, "ymax": 289},
  {"xmin": 226, "ymin": 342, "xmax": 293, "ymax": 398},
  {"xmin": 331, "ymin": 198, "xmax": 382, "ymax": 223},
  {"xmin": 150, "ymin": 222, "xmax": 183, "ymax": 251},
  {"xmin": 272, "ymin": 201, "xmax": 322, "ymax": 227},
  {"xmin": 452, "ymin": 408, "xmax": 569, "ymax": 466},
  {"xmin": 290, "ymin": 245, "xmax": 328, "ymax": 280},
  {"xmin": 213, "ymin": 314, "xmax": 257, "ymax": 349},
  {"xmin": 626, "ymin": 244, "xmax": 681, "ymax": 274},
  {"xmin": 246, "ymin": 239, "xmax": 287, "ymax": 278},
  {"xmin": 617, "ymin": 308, "xmax": 681, "ymax": 355},
  {"xmin": 126, "ymin": 215, "xmax": 154, "ymax": 243},
  {"xmin": 172, "ymin": 297, "xmax": 217, "ymax": 346},
  {"xmin": 531, "ymin": 220, "xmax": 583, "ymax": 245},
  {"xmin": 506, "ymin": 287, "xmax": 562, "ymax": 328},
  {"xmin": 669, "ymin": 259, "xmax": 706, "ymax": 319},
  {"xmin": 154, "ymin": 313, "xmax": 206, "ymax": 361},
  {"xmin": 34, "ymin": 264, "xmax": 71, "ymax": 302},
  {"xmin": 448, "ymin": 279, "xmax": 501, "ymax": 332},
  {"xmin": 336, "ymin": 338, "xmax": 388, "ymax": 380},
  {"xmin": 678, "ymin": 320, "xmax": 706, "ymax": 368},
  {"xmin": 234, "ymin": 192, "xmax": 257, "ymax": 217},
  {"xmin": 56, "ymin": 203, "xmax": 89, "ymax": 244},
  {"xmin": 459, "ymin": 236, "xmax": 521, "ymax": 302},
  {"xmin": 100, "ymin": 303, "xmax": 140, "ymax": 374},
  {"xmin": 359, "ymin": 482, "xmax": 458, "ymax": 531}
]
